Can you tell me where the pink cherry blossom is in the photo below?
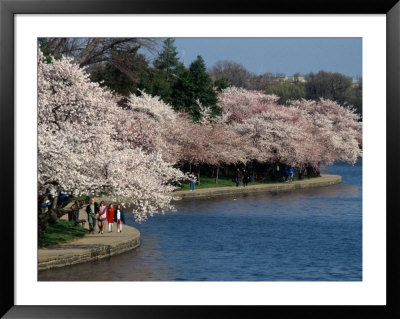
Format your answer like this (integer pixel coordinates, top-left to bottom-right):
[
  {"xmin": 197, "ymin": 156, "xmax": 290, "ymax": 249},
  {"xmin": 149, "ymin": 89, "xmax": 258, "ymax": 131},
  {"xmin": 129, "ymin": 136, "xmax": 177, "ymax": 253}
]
[{"xmin": 38, "ymin": 52, "xmax": 185, "ymax": 222}]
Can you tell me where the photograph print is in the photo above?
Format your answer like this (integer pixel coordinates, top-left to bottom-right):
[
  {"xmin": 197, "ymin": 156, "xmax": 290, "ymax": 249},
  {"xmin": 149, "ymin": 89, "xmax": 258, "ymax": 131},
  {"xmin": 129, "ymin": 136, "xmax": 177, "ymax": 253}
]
[{"xmin": 37, "ymin": 37, "xmax": 362, "ymax": 282}]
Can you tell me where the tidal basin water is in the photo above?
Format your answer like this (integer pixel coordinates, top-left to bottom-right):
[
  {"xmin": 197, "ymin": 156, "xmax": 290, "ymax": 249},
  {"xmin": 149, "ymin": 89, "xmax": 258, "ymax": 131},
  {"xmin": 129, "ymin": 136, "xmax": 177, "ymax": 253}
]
[{"xmin": 39, "ymin": 161, "xmax": 362, "ymax": 281}]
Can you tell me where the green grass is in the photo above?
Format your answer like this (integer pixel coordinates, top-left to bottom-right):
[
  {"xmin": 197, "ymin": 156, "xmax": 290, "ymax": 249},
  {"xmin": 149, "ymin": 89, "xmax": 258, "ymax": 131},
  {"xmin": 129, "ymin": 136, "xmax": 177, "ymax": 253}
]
[
  {"xmin": 177, "ymin": 175, "xmax": 311, "ymax": 191},
  {"xmin": 180, "ymin": 176, "xmax": 237, "ymax": 189},
  {"xmin": 38, "ymin": 220, "xmax": 88, "ymax": 248}
]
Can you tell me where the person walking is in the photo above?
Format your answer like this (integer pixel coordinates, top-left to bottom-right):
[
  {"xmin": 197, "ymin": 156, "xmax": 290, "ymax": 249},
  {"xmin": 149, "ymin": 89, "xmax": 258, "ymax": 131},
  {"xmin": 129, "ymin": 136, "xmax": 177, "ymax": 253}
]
[
  {"xmin": 235, "ymin": 168, "xmax": 243, "ymax": 187},
  {"xmin": 114, "ymin": 204, "xmax": 126, "ymax": 233},
  {"xmin": 107, "ymin": 204, "xmax": 115, "ymax": 233},
  {"xmin": 289, "ymin": 166, "xmax": 295, "ymax": 182},
  {"xmin": 283, "ymin": 168, "xmax": 289, "ymax": 182},
  {"xmin": 243, "ymin": 168, "xmax": 250, "ymax": 187},
  {"xmin": 98, "ymin": 201, "xmax": 107, "ymax": 234},
  {"xmin": 189, "ymin": 172, "xmax": 197, "ymax": 191},
  {"xmin": 86, "ymin": 197, "xmax": 99, "ymax": 234}
]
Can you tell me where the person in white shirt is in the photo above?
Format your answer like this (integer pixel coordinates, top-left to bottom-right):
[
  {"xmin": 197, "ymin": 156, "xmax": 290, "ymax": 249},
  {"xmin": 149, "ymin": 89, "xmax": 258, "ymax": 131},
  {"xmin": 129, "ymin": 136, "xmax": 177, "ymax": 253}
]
[{"xmin": 113, "ymin": 204, "xmax": 126, "ymax": 233}]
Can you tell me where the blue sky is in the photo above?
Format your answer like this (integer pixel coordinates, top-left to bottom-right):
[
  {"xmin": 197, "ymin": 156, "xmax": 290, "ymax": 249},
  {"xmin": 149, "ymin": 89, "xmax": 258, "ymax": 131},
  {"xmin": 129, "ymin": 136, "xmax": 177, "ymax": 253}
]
[{"xmin": 148, "ymin": 38, "xmax": 362, "ymax": 79}]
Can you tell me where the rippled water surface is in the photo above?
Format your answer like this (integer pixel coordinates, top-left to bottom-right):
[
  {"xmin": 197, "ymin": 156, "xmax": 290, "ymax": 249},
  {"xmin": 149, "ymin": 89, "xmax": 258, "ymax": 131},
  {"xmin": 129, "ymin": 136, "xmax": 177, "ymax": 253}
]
[{"xmin": 39, "ymin": 161, "xmax": 362, "ymax": 281}]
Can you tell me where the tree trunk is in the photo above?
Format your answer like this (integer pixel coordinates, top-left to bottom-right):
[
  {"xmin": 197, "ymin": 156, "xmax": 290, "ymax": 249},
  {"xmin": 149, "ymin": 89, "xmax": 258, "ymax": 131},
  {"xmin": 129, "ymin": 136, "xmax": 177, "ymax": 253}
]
[
  {"xmin": 224, "ymin": 167, "xmax": 229, "ymax": 176},
  {"xmin": 215, "ymin": 166, "xmax": 219, "ymax": 184},
  {"xmin": 51, "ymin": 193, "xmax": 59, "ymax": 210},
  {"xmin": 38, "ymin": 197, "xmax": 89, "ymax": 236},
  {"xmin": 38, "ymin": 207, "xmax": 68, "ymax": 236},
  {"xmin": 197, "ymin": 165, "xmax": 201, "ymax": 185}
]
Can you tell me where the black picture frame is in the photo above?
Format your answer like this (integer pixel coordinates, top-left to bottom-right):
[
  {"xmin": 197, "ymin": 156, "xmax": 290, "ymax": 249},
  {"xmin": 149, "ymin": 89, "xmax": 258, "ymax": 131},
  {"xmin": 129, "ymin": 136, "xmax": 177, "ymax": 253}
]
[{"xmin": 1, "ymin": 0, "xmax": 399, "ymax": 318}]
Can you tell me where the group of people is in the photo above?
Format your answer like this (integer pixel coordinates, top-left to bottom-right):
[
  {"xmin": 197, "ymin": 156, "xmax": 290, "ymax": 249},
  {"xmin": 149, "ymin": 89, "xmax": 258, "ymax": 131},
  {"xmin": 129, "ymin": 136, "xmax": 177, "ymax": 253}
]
[
  {"xmin": 234, "ymin": 168, "xmax": 251, "ymax": 187},
  {"xmin": 86, "ymin": 197, "xmax": 126, "ymax": 234},
  {"xmin": 187, "ymin": 165, "xmax": 295, "ymax": 191},
  {"xmin": 283, "ymin": 166, "xmax": 295, "ymax": 182}
]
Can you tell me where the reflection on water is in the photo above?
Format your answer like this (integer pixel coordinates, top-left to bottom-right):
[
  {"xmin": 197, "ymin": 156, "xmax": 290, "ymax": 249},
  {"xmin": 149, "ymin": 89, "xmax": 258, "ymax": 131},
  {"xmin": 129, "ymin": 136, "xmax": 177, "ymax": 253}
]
[
  {"xmin": 39, "ymin": 160, "xmax": 362, "ymax": 281},
  {"xmin": 39, "ymin": 236, "xmax": 174, "ymax": 281}
]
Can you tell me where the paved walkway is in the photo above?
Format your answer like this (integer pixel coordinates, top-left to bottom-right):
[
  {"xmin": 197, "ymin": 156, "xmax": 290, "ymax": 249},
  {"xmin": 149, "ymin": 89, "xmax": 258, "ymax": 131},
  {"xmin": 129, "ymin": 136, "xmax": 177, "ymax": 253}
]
[
  {"xmin": 171, "ymin": 174, "xmax": 341, "ymax": 199},
  {"xmin": 38, "ymin": 217, "xmax": 140, "ymax": 271}
]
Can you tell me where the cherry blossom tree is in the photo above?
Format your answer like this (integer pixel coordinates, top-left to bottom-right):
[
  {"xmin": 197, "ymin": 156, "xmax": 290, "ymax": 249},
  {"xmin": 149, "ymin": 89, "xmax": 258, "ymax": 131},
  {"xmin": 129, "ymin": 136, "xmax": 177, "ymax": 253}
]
[
  {"xmin": 289, "ymin": 98, "xmax": 362, "ymax": 166},
  {"xmin": 217, "ymin": 87, "xmax": 280, "ymax": 123},
  {"xmin": 116, "ymin": 90, "xmax": 183, "ymax": 163},
  {"xmin": 38, "ymin": 50, "xmax": 362, "ymax": 232},
  {"xmin": 165, "ymin": 101, "xmax": 248, "ymax": 183},
  {"xmin": 196, "ymin": 105, "xmax": 249, "ymax": 182},
  {"xmin": 38, "ymin": 52, "xmax": 185, "ymax": 226},
  {"xmin": 115, "ymin": 92, "xmax": 244, "ymax": 184},
  {"xmin": 217, "ymin": 87, "xmax": 362, "ymax": 172}
]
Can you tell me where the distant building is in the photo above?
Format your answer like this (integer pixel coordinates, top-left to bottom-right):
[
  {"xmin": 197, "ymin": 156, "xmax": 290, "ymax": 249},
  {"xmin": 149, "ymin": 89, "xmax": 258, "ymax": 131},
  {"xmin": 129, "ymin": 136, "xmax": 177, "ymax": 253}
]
[{"xmin": 283, "ymin": 76, "xmax": 306, "ymax": 83}]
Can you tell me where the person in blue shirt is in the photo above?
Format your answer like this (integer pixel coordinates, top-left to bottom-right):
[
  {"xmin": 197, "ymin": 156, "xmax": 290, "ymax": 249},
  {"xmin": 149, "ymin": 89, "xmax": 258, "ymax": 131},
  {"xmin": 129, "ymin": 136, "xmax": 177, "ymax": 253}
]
[
  {"xmin": 289, "ymin": 166, "xmax": 295, "ymax": 182},
  {"xmin": 284, "ymin": 168, "xmax": 289, "ymax": 182}
]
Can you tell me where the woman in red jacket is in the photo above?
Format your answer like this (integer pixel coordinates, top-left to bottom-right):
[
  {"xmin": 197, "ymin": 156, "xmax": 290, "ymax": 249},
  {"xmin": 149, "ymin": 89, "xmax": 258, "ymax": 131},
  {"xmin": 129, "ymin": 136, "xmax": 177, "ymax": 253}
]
[{"xmin": 107, "ymin": 204, "xmax": 115, "ymax": 233}]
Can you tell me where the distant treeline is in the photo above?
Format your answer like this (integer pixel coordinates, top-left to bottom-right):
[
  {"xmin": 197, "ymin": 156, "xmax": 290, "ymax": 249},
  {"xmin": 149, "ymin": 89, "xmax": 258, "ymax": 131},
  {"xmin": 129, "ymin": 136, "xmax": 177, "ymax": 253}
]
[
  {"xmin": 39, "ymin": 37, "xmax": 362, "ymax": 119},
  {"xmin": 208, "ymin": 61, "xmax": 362, "ymax": 117}
]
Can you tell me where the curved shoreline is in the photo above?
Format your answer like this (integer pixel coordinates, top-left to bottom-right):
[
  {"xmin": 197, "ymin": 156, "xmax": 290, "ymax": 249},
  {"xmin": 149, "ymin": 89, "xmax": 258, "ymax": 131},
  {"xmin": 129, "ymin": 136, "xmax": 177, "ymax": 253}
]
[
  {"xmin": 38, "ymin": 225, "xmax": 140, "ymax": 271},
  {"xmin": 38, "ymin": 174, "xmax": 340, "ymax": 272},
  {"xmin": 171, "ymin": 174, "xmax": 342, "ymax": 199}
]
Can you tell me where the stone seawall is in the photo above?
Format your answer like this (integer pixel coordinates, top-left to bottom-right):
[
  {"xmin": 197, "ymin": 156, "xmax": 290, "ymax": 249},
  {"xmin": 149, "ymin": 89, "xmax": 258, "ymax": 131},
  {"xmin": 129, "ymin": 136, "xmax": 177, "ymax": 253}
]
[
  {"xmin": 38, "ymin": 225, "xmax": 140, "ymax": 271},
  {"xmin": 171, "ymin": 174, "xmax": 342, "ymax": 199}
]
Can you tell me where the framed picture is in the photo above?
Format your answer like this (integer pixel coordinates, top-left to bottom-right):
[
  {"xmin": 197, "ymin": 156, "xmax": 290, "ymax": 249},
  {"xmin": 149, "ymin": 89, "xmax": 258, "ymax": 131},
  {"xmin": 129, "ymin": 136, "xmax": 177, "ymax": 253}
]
[{"xmin": 1, "ymin": 0, "xmax": 399, "ymax": 317}]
